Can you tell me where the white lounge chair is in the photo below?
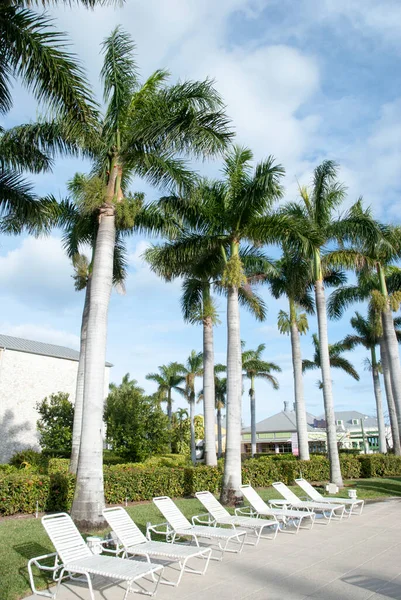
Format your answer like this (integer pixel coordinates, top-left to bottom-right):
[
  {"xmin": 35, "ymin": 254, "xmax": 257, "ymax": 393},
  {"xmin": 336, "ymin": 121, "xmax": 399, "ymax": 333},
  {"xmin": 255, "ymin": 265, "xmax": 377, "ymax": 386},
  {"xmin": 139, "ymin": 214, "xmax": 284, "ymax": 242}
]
[
  {"xmin": 194, "ymin": 491, "xmax": 279, "ymax": 545},
  {"xmin": 152, "ymin": 496, "xmax": 247, "ymax": 560},
  {"xmin": 295, "ymin": 478, "xmax": 364, "ymax": 516},
  {"xmin": 103, "ymin": 507, "xmax": 211, "ymax": 586},
  {"xmin": 41, "ymin": 512, "xmax": 163, "ymax": 599},
  {"xmin": 238, "ymin": 484, "xmax": 315, "ymax": 533},
  {"xmin": 271, "ymin": 482, "xmax": 346, "ymax": 524}
]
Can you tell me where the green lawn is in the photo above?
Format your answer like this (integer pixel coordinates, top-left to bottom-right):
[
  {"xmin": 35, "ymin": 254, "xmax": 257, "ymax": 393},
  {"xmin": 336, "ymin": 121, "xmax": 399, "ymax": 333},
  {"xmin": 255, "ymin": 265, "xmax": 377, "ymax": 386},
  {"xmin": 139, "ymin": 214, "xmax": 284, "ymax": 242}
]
[{"xmin": 1, "ymin": 478, "xmax": 401, "ymax": 600}]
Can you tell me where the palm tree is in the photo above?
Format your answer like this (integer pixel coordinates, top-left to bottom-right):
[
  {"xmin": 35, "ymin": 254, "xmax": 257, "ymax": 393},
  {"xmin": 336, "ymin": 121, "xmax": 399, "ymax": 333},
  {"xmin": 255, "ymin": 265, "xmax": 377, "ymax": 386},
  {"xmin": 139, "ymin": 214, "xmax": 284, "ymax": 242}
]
[
  {"xmin": 0, "ymin": 1, "xmax": 103, "ymax": 236},
  {"xmin": 146, "ymin": 363, "xmax": 185, "ymax": 427},
  {"xmin": 303, "ymin": 334, "xmax": 360, "ymax": 389},
  {"xmin": 149, "ymin": 146, "xmax": 285, "ymax": 503},
  {"xmin": 342, "ymin": 311, "xmax": 387, "ymax": 453},
  {"xmin": 174, "ymin": 407, "xmax": 189, "ymax": 449},
  {"xmin": 326, "ymin": 218, "xmax": 401, "ymax": 453},
  {"xmin": 282, "ymin": 162, "xmax": 378, "ymax": 486},
  {"xmin": 241, "ymin": 343, "xmax": 281, "ymax": 457},
  {"xmin": 62, "ymin": 174, "xmax": 128, "ymax": 474},
  {"xmin": 177, "ymin": 351, "xmax": 203, "ymax": 464},
  {"xmin": 70, "ymin": 28, "xmax": 232, "ymax": 527},
  {"xmin": 214, "ymin": 374, "xmax": 227, "ymax": 459}
]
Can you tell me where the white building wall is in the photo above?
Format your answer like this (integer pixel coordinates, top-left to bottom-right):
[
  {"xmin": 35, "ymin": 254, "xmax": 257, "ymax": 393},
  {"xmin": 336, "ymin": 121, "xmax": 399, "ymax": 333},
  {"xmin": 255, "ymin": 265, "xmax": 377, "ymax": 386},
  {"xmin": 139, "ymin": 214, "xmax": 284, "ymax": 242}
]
[{"xmin": 0, "ymin": 348, "xmax": 110, "ymax": 463}]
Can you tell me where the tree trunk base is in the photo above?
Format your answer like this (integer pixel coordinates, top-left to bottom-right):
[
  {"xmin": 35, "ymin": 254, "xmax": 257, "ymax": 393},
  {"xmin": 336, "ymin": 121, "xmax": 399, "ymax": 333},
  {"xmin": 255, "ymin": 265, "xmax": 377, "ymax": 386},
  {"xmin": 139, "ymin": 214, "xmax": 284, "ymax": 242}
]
[
  {"xmin": 220, "ymin": 487, "xmax": 241, "ymax": 506},
  {"xmin": 71, "ymin": 500, "xmax": 106, "ymax": 530}
]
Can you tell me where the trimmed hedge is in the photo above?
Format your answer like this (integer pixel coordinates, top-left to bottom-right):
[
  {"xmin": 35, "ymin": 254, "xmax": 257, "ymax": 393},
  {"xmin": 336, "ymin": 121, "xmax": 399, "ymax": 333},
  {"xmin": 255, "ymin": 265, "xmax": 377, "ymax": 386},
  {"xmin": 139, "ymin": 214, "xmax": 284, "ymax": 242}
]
[{"xmin": 1, "ymin": 453, "xmax": 401, "ymax": 517}]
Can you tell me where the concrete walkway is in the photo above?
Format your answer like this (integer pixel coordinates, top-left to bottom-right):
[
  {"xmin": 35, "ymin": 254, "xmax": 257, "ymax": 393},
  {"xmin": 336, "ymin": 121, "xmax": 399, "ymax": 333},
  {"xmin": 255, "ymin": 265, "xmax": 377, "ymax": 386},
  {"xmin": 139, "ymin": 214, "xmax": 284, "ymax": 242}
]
[{"xmin": 26, "ymin": 499, "xmax": 401, "ymax": 600}]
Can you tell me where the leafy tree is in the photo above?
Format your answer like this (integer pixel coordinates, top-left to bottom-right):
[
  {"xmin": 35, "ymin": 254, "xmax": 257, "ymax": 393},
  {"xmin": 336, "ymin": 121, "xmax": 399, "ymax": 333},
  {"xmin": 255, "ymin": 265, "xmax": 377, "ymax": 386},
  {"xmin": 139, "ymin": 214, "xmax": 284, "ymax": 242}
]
[
  {"xmin": 242, "ymin": 343, "xmax": 281, "ymax": 457},
  {"xmin": 71, "ymin": 27, "xmax": 232, "ymax": 527},
  {"xmin": 36, "ymin": 392, "xmax": 73, "ymax": 455},
  {"xmin": 171, "ymin": 415, "xmax": 204, "ymax": 456},
  {"xmin": 104, "ymin": 374, "xmax": 169, "ymax": 462}
]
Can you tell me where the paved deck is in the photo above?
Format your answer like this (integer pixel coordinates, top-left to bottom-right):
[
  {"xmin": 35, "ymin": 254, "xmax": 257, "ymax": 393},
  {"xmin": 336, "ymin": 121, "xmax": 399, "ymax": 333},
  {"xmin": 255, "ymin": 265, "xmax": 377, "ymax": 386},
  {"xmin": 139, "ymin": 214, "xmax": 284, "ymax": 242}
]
[{"xmin": 27, "ymin": 499, "xmax": 401, "ymax": 600}]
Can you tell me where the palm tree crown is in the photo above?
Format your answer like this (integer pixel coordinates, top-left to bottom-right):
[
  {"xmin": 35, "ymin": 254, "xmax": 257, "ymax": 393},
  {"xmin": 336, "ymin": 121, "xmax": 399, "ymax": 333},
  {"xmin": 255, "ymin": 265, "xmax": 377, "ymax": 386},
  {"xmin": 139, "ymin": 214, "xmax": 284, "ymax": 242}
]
[{"xmin": 303, "ymin": 333, "xmax": 360, "ymax": 383}]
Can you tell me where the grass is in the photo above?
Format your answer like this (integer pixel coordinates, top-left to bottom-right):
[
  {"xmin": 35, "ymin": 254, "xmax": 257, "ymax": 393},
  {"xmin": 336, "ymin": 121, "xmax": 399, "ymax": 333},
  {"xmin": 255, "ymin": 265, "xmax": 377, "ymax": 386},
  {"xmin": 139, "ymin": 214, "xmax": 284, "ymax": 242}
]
[{"xmin": 1, "ymin": 478, "xmax": 401, "ymax": 600}]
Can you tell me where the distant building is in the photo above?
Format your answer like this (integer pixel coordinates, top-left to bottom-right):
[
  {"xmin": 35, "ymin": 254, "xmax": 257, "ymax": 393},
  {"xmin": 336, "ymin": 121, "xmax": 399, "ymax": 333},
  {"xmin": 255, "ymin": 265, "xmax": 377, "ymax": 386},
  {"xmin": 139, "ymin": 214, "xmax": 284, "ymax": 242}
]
[
  {"xmin": 241, "ymin": 401, "xmax": 389, "ymax": 455},
  {"xmin": 0, "ymin": 334, "xmax": 112, "ymax": 462}
]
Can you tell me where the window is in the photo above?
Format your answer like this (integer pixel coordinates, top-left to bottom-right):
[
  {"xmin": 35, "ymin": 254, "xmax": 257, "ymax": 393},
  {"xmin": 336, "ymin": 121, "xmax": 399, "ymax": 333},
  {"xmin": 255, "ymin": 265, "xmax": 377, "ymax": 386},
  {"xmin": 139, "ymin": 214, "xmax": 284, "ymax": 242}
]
[
  {"xmin": 242, "ymin": 434, "xmax": 251, "ymax": 440},
  {"xmin": 258, "ymin": 433, "xmax": 272, "ymax": 439},
  {"xmin": 352, "ymin": 419, "xmax": 359, "ymax": 425},
  {"xmin": 336, "ymin": 420, "xmax": 344, "ymax": 426},
  {"xmin": 275, "ymin": 432, "xmax": 291, "ymax": 438}
]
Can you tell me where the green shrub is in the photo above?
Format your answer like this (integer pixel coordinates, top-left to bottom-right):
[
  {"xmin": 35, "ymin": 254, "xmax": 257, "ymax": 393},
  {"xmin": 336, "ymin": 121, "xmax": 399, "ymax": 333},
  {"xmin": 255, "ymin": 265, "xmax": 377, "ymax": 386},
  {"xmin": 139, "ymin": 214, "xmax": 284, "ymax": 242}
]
[
  {"xmin": 0, "ymin": 464, "xmax": 17, "ymax": 474},
  {"xmin": 48, "ymin": 458, "xmax": 70, "ymax": 474},
  {"xmin": 9, "ymin": 449, "xmax": 47, "ymax": 472},
  {"xmin": 340, "ymin": 455, "xmax": 361, "ymax": 478},
  {"xmin": 358, "ymin": 454, "xmax": 401, "ymax": 477},
  {"xmin": 103, "ymin": 451, "xmax": 125, "ymax": 465},
  {"xmin": 143, "ymin": 454, "xmax": 192, "ymax": 468},
  {"xmin": 185, "ymin": 466, "xmax": 221, "ymax": 495},
  {"xmin": 104, "ymin": 465, "xmax": 186, "ymax": 503}
]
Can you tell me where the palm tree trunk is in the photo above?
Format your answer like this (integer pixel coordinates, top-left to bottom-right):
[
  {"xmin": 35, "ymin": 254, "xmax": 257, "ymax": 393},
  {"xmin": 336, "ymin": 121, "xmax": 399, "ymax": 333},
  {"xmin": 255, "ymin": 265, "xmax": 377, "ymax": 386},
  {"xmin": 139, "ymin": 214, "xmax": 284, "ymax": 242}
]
[
  {"xmin": 314, "ymin": 272, "xmax": 343, "ymax": 487},
  {"xmin": 221, "ymin": 284, "xmax": 242, "ymax": 504},
  {"xmin": 217, "ymin": 406, "xmax": 222, "ymax": 458},
  {"xmin": 380, "ymin": 336, "xmax": 401, "ymax": 454},
  {"xmin": 71, "ymin": 209, "xmax": 115, "ymax": 528},
  {"xmin": 70, "ymin": 278, "xmax": 91, "ymax": 475},
  {"xmin": 371, "ymin": 346, "xmax": 387, "ymax": 454},
  {"xmin": 381, "ymin": 308, "xmax": 401, "ymax": 434},
  {"xmin": 189, "ymin": 393, "xmax": 196, "ymax": 464},
  {"xmin": 289, "ymin": 298, "xmax": 310, "ymax": 461},
  {"xmin": 250, "ymin": 376, "xmax": 256, "ymax": 457},
  {"xmin": 167, "ymin": 389, "xmax": 172, "ymax": 452},
  {"xmin": 203, "ymin": 311, "xmax": 217, "ymax": 466}
]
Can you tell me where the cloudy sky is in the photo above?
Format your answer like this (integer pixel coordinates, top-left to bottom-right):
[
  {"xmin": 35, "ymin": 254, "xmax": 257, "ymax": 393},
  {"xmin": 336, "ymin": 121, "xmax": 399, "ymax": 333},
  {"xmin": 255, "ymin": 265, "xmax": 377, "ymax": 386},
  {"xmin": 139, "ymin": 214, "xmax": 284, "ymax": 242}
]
[{"xmin": 2, "ymin": 0, "xmax": 401, "ymax": 425}]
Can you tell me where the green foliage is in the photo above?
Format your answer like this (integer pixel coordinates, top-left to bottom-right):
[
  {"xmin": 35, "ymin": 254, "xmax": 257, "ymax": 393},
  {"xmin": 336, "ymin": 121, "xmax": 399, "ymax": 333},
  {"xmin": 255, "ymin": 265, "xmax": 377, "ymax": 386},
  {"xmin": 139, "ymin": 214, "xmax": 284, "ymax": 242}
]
[
  {"xmin": 358, "ymin": 454, "xmax": 401, "ymax": 478},
  {"xmin": 172, "ymin": 414, "xmax": 204, "ymax": 455},
  {"xmin": 104, "ymin": 374, "xmax": 170, "ymax": 462},
  {"xmin": 221, "ymin": 253, "xmax": 247, "ymax": 288},
  {"xmin": 143, "ymin": 454, "xmax": 192, "ymax": 468},
  {"xmin": 9, "ymin": 449, "xmax": 47, "ymax": 472},
  {"xmin": 36, "ymin": 392, "xmax": 74, "ymax": 454},
  {"xmin": 1, "ymin": 453, "xmax": 400, "ymax": 517}
]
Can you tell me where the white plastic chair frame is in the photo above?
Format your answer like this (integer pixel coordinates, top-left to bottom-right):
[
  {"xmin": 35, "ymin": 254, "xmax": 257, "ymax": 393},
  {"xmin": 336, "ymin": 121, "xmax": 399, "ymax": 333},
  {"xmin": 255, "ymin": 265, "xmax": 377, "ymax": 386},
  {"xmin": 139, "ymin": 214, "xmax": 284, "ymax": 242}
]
[
  {"xmin": 294, "ymin": 478, "xmax": 364, "ymax": 517},
  {"xmin": 271, "ymin": 482, "xmax": 346, "ymax": 524},
  {"xmin": 103, "ymin": 506, "xmax": 212, "ymax": 587},
  {"xmin": 40, "ymin": 513, "xmax": 164, "ymax": 599},
  {"xmin": 152, "ymin": 496, "xmax": 247, "ymax": 560},
  {"xmin": 194, "ymin": 491, "xmax": 279, "ymax": 545},
  {"xmin": 238, "ymin": 484, "xmax": 315, "ymax": 534}
]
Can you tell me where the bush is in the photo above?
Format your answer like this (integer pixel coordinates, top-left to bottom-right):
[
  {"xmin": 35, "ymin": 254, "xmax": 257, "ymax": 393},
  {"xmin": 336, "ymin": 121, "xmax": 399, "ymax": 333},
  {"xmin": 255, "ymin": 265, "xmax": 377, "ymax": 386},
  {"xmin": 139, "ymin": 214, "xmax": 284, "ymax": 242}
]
[
  {"xmin": 2, "ymin": 453, "xmax": 401, "ymax": 517},
  {"xmin": 9, "ymin": 449, "xmax": 47, "ymax": 472},
  {"xmin": 0, "ymin": 464, "xmax": 17, "ymax": 474},
  {"xmin": 103, "ymin": 451, "xmax": 126, "ymax": 465},
  {"xmin": 36, "ymin": 392, "xmax": 74, "ymax": 455},
  {"xmin": 48, "ymin": 458, "xmax": 70, "ymax": 474},
  {"xmin": 358, "ymin": 454, "xmax": 401, "ymax": 478}
]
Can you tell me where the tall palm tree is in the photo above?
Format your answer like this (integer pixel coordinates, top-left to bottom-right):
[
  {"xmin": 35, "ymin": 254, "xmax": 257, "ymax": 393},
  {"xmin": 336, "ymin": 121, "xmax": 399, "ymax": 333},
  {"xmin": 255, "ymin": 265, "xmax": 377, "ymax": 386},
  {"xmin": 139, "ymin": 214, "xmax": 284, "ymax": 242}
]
[
  {"xmin": 326, "ymin": 219, "xmax": 401, "ymax": 452},
  {"xmin": 177, "ymin": 351, "xmax": 203, "ymax": 464},
  {"xmin": 214, "ymin": 373, "xmax": 227, "ymax": 459},
  {"xmin": 282, "ymin": 162, "xmax": 378, "ymax": 486},
  {"xmin": 342, "ymin": 311, "xmax": 388, "ymax": 453},
  {"xmin": 303, "ymin": 333, "xmax": 360, "ymax": 387},
  {"xmin": 146, "ymin": 243, "xmax": 267, "ymax": 467},
  {"xmin": 70, "ymin": 28, "xmax": 232, "ymax": 527},
  {"xmin": 146, "ymin": 363, "xmax": 185, "ymax": 427},
  {"xmin": 62, "ymin": 174, "xmax": 128, "ymax": 474},
  {"xmin": 241, "ymin": 343, "xmax": 281, "ymax": 457}
]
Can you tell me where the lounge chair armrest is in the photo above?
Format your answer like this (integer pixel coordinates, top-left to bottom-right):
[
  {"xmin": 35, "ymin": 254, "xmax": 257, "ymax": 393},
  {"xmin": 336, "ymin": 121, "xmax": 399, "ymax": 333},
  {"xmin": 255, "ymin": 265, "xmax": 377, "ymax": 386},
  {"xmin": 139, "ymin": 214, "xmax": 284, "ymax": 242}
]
[
  {"xmin": 235, "ymin": 506, "xmax": 255, "ymax": 516},
  {"xmin": 146, "ymin": 521, "xmax": 174, "ymax": 541},
  {"xmin": 192, "ymin": 513, "xmax": 216, "ymax": 526}
]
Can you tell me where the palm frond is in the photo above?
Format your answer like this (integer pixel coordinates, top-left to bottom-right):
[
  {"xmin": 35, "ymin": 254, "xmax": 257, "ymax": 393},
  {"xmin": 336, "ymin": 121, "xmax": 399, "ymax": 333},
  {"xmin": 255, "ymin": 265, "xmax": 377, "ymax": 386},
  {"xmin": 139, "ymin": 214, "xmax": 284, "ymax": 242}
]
[{"xmin": 1, "ymin": 7, "xmax": 98, "ymax": 125}]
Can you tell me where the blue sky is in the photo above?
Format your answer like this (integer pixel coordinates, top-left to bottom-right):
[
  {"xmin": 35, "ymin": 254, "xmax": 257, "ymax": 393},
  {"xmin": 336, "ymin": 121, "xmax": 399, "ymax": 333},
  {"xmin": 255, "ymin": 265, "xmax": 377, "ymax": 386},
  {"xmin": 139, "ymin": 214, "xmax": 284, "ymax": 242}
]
[{"xmin": 1, "ymin": 0, "xmax": 401, "ymax": 426}]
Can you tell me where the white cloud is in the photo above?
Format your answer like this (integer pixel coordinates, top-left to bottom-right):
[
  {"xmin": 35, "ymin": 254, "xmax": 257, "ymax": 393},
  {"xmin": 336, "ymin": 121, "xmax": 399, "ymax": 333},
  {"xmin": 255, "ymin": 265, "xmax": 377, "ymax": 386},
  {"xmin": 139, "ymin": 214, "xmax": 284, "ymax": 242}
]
[
  {"xmin": 0, "ymin": 322, "xmax": 80, "ymax": 349},
  {"xmin": 0, "ymin": 236, "xmax": 77, "ymax": 309}
]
